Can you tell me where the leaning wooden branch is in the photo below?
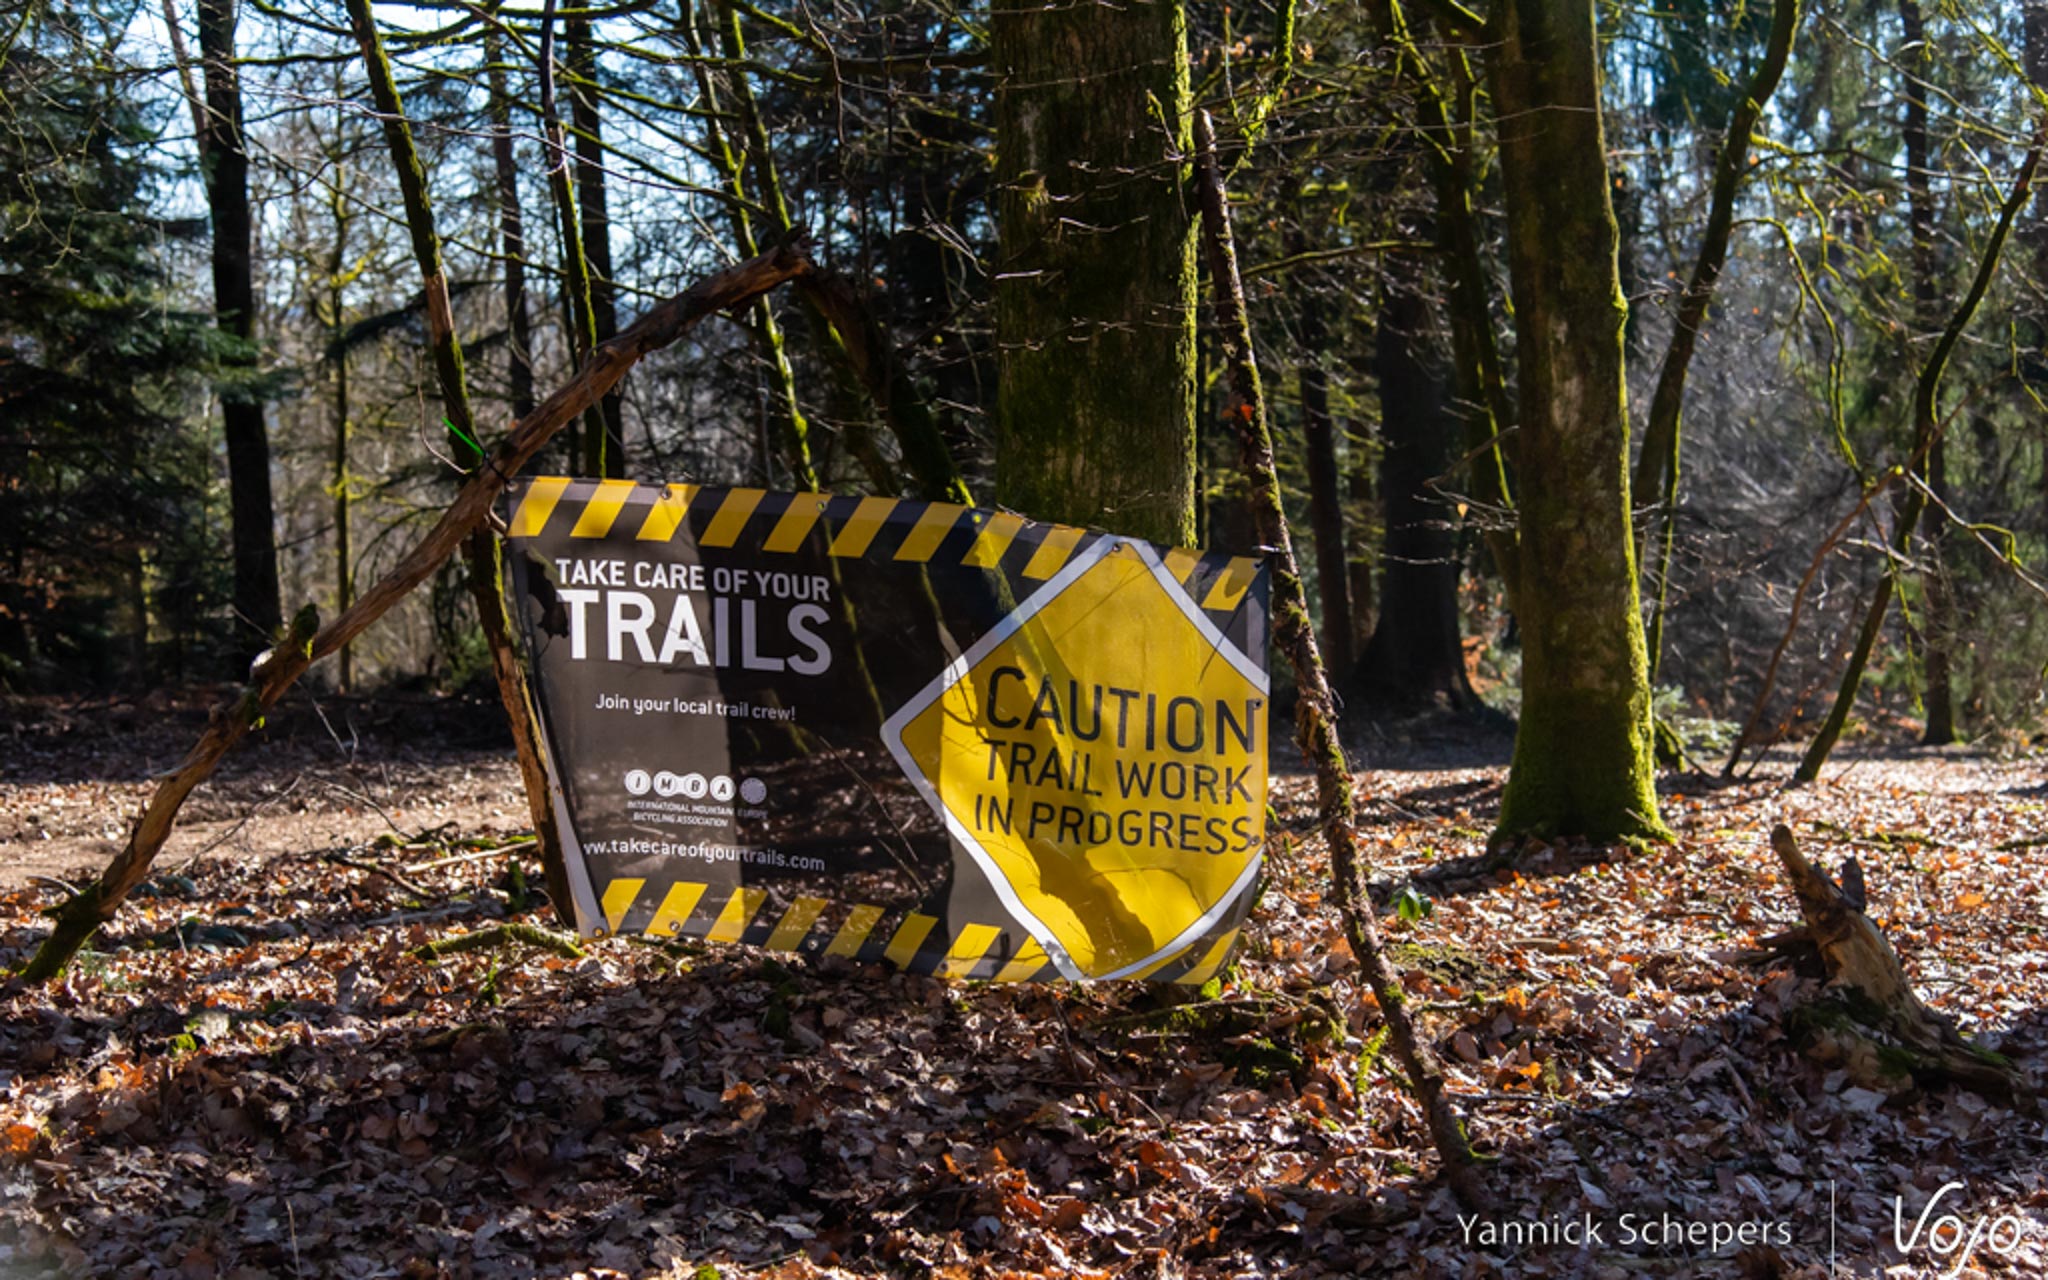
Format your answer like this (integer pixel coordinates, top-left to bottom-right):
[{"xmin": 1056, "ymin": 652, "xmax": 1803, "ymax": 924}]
[
  {"xmin": 18, "ymin": 237, "xmax": 813, "ymax": 983},
  {"xmin": 1763, "ymin": 825, "xmax": 2026, "ymax": 1104},
  {"xmin": 1192, "ymin": 109, "xmax": 1489, "ymax": 1211}
]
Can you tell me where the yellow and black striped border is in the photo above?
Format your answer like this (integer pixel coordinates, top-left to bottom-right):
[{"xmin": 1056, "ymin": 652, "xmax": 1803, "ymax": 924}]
[
  {"xmin": 506, "ymin": 478, "xmax": 1265, "ymax": 625},
  {"xmin": 508, "ymin": 477, "xmax": 1264, "ymax": 983},
  {"xmin": 592, "ymin": 876, "xmax": 1242, "ymax": 986}
]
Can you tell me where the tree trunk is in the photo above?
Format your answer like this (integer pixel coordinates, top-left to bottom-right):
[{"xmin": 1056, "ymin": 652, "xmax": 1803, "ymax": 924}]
[
  {"xmin": 333, "ymin": 342, "xmax": 351, "ymax": 692},
  {"xmin": 1355, "ymin": 276, "xmax": 1474, "ymax": 711},
  {"xmin": 568, "ymin": 17, "xmax": 625, "ymax": 478},
  {"xmin": 1346, "ymin": 419, "xmax": 1377, "ymax": 657},
  {"xmin": 196, "ymin": 0, "xmax": 280, "ymax": 645},
  {"xmin": 1897, "ymin": 0, "xmax": 1955, "ymax": 746},
  {"xmin": 1296, "ymin": 275, "xmax": 1354, "ymax": 675},
  {"xmin": 1364, "ymin": 2, "xmax": 1519, "ymax": 603},
  {"xmin": 991, "ymin": 0, "xmax": 1197, "ymax": 547},
  {"xmin": 1489, "ymin": 0, "xmax": 1667, "ymax": 843},
  {"xmin": 536, "ymin": 3, "xmax": 607, "ymax": 476},
  {"xmin": 328, "ymin": 167, "xmax": 353, "ymax": 694},
  {"xmin": 486, "ymin": 30, "xmax": 535, "ymax": 422}
]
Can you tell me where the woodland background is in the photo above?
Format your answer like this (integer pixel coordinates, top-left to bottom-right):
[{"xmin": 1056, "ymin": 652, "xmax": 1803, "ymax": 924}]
[
  {"xmin": 2, "ymin": 0, "xmax": 2042, "ymax": 760},
  {"xmin": 3, "ymin": 0, "xmax": 2048, "ymax": 1276}
]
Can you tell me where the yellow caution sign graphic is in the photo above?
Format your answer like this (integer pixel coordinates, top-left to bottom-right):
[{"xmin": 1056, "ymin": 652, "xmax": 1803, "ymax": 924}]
[{"xmin": 886, "ymin": 539, "xmax": 1268, "ymax": 980}]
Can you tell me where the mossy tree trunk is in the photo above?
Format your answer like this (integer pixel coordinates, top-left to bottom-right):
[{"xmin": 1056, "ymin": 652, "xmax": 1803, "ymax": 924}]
[
  {"xmin": 197, "ymin": 0, "xmax": 281, "ymax": 647},
  {"xmin": 1488, "ymin": 0, "xmax": 1667, "ymax": 844},
  {"xmin": 991, "ymin": 0, "xmax": 1197, "ymax": 547}
]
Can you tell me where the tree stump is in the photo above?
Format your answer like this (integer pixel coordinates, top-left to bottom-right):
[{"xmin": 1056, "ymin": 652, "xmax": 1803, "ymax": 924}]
[{"xmin": 1762, "ymin": 824, "xmax": 2027, "ymax": 1104}]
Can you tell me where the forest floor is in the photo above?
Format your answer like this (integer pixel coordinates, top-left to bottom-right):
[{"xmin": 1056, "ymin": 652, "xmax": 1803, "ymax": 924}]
[{"xmin": 0, "ymin": 694, "xmax": 2044, "ymax": 1278}]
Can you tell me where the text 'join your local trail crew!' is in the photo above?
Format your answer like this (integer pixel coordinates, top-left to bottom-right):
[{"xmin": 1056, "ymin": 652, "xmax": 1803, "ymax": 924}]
[{"xmin": 503, "ymin": 478, "xmax": 1273, "ymax": 984}]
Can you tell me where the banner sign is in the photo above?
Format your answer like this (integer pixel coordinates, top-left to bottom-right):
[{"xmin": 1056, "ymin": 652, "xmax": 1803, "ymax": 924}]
[{"xmin": 503, "ymin": 479, "xmax": 1270, "ymax": 983}]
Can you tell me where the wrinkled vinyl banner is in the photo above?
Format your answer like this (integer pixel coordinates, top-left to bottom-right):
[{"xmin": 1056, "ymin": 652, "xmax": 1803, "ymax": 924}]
[{"xmin": 503, "ymin": 478, "xmax": 1270, "ymax": 983}]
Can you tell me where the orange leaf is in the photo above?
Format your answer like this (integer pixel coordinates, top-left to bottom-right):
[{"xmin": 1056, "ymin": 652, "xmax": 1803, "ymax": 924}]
[{"xmin": 3, "ymin": 1123, "xmax": 37, "ymax": 1157}]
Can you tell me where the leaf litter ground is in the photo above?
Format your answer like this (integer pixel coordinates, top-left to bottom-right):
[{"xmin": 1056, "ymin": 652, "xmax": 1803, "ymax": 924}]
[{"xmin": 0, "ymin": 697, "xmax": 2044, "ymax": 1278}]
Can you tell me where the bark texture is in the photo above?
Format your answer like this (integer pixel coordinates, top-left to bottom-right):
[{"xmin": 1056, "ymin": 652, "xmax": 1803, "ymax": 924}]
[
  {"xmin": 992, "ymin": 0, "xmax": 1197, "ymax": 546},
  {"xmin": 1489, "ymin": 0, "xmax": 1666, "ymax": 843}
]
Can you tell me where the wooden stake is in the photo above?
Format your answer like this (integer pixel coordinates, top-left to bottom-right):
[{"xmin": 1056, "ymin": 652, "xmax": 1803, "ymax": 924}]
[{"xmin": 1191, "ymin": 109, "xmax": 1490, "ymax": 1210}]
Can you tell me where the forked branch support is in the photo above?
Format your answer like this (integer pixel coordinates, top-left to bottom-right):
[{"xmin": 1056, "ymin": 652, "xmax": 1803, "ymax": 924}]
[{"xmin": 17, "ymin": 238, "xmax": 815, "ymax": 984}]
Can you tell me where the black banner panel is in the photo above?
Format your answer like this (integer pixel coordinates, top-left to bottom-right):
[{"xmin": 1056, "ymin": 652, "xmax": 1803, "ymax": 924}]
[{"xmin": 504, "ymin": 478, "xmax": 1270, "ymax": 983}]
